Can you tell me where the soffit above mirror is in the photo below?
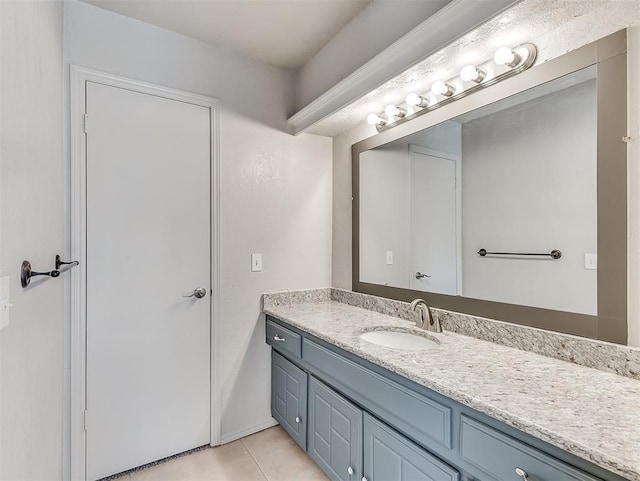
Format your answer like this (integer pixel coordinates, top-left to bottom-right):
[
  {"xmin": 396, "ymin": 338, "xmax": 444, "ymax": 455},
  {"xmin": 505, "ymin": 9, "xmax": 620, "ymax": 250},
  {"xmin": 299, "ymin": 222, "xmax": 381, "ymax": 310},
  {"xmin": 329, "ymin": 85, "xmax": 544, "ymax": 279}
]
[{"xmin": 305, "ymin": 0, "xmax": 634, "ymax": 137}]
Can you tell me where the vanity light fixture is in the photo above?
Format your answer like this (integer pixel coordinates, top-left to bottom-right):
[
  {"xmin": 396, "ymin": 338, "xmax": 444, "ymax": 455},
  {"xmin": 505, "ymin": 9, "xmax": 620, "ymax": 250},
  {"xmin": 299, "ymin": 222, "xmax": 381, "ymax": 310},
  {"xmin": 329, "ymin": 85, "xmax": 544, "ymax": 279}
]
[
  {"xmin": 460, "ymin": 65, "xmax": 485, "ymax": 83},
  {"xmin": 384, "ymin": 104, "xmax": 406, "ymax": 119},
  {"xmin": 366, "ymin": 42, "xmax": 537, "ymax": 133},
  {"xmin": 493, "ymin": 46, "xmax": 521, "ymax": 68},
  {"xmin": 367, "ymin": 113, "xmax": 387, "ymax": 127},
  {"xmin": 431, "ymin": 80, "xmax": 455, "ymax": 97},
  {"xmin": 406, "ymin": 93, "xmax": 429, "ymax": 108}
]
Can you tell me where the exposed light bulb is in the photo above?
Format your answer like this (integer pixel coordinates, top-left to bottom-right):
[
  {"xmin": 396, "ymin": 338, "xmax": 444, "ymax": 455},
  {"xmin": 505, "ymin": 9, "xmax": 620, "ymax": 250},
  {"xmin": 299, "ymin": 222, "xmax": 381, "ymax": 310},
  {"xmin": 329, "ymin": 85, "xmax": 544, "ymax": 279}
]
[
  {"xmin": 460, "ymin": 65, "xmax": 485, "ymax": 83},
  {"xmin": 494, "ymin": 47, "xmax": 521, "ymax": 67},
  {"xmin": 384, "ymin": 104, "xmax": 405, "ymax": 119},
  {"xmin": 406, "ymin": 93, "xmax": 429, "ymax": 108},
  {"xmin": 367, "ymin": 113, "xmax": 386, "ymax": 126},
  {"xmin": 431, "ymin": 80, "xmax": 454, "ymax": 97}
]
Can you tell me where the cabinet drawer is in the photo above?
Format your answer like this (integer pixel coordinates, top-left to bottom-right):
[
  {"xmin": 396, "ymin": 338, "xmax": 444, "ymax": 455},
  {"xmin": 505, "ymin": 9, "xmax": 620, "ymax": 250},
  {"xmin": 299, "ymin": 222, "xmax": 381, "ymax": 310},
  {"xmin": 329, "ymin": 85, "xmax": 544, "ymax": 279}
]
[
  {"xmin": 271, "ymin": 351, "xmax": 307, "ymax": 449},
  {"xmin": 267, "ymin": 319, "xmax": 302, "ymax": 358},
  {"xmin": 364, "ymin": 414, "xmax": 459, "ymax": 481},
  {"xmin": 460, "ymin": 416, "xmax": 602, "ymax": 481},
  {"xmin": 303, "ymin": 339, "xmax": 452, "ymax": 450}
]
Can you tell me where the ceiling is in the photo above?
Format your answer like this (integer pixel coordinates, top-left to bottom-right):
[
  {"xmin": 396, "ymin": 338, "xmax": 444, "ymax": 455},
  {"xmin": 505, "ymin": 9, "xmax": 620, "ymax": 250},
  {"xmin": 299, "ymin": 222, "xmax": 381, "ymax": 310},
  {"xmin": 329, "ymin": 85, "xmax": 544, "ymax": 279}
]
[{"xmin": 79, "ymin": 0, "xmax": 371, "ymax": 70}]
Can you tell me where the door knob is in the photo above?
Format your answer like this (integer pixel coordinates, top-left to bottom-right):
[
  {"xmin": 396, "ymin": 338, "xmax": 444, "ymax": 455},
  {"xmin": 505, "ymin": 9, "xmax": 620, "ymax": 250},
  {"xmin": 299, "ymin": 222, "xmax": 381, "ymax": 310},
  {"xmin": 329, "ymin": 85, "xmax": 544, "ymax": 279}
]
[{"xmin": 183, "ymin": 287, "xmax": 207, "ymax": 299}]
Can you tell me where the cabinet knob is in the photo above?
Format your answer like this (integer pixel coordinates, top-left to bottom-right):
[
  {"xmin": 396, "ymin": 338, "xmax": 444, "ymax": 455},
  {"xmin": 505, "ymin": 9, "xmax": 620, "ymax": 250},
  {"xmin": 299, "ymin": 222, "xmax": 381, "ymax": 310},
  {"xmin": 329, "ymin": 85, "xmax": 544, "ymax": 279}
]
[
  {"xmin": 273, "ymin": 335, "xmax": 286, "ymax": 342},
  {"xmin": 362, "ymin": 477, "xmax": 368, "ymax": 481},
  {"xmin": 515, "ymin": 468, "xmax": 529, "ymax": 480},
  {"xmin": 347, "ymin": 466, "xmax": 354, "ymax": 475},
  {"xmin": 295, "ymin": 416, "xmax": 301, "ymax": 423}
]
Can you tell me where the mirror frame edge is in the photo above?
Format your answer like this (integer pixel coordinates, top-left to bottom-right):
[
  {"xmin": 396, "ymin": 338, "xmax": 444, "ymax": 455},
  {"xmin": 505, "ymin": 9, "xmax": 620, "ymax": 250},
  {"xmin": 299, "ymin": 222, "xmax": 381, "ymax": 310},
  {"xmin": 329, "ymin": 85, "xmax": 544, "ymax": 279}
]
[{"xmin": 352, "ymin": 29, "xmax": 628, "ymax": 344}]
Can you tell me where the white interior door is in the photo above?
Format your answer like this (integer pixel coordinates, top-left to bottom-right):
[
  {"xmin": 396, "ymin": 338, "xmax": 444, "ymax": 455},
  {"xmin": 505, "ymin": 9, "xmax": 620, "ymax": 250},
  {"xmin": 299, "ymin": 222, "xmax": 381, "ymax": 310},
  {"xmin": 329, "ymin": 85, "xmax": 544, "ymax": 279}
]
[
  {"xmin": 85, "ymin": 81, "xmax": 211, "ymax": 480},
  {"xmin": 410, "ymin": 147, "xmax": 460, "ymax": 295}
]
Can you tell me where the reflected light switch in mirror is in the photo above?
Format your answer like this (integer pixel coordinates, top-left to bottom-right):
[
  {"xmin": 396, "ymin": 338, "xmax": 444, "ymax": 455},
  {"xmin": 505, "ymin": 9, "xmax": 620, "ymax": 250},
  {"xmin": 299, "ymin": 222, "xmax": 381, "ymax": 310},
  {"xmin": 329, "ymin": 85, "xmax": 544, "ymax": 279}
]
[
  {"xmin": 386, "ymin": 251, "xmax": 393, "ymax": 265},
  {"xmin": 251, "ymin": 253, "xmax": 263, "ymax": 272},
  {"xmin": 585, "ymin": 253, "xmax": 597, "ymax": 270}
]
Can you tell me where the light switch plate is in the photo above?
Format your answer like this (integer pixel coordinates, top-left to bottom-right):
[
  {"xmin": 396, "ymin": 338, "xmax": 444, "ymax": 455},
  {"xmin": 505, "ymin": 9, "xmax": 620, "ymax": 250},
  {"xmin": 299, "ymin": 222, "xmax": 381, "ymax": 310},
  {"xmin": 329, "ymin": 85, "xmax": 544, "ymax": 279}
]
[
  {"xmin": 251, "ymin": 253, "xmax": 263, "ymax": 272},
  {"xmin": 0, "ymin": 276, "xmax": 11, "ymax": 331},
  {"xmin": 585, "ymin": 253, "xmax": 597, "ymax": 270},
  {"xmin": 386, "ymin": 251, "xmax": 393, "ymax": 265}
]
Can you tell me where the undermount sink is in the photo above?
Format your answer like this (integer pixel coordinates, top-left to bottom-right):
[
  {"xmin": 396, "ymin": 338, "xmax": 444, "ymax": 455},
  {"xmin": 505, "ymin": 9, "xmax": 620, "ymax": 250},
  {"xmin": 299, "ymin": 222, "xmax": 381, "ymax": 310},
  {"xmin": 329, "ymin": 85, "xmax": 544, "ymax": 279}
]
[{"xmin": 359, "ymin": 330, "xmax": 439, "ymax": 351}]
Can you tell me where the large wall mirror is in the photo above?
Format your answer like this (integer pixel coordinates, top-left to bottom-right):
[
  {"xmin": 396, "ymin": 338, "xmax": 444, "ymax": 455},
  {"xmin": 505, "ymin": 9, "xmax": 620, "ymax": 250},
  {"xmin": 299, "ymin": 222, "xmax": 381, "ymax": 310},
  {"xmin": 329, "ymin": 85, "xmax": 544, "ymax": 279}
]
[{"xmin": 352, "ymin": 30, "xmax": 628, "ymax": 344}]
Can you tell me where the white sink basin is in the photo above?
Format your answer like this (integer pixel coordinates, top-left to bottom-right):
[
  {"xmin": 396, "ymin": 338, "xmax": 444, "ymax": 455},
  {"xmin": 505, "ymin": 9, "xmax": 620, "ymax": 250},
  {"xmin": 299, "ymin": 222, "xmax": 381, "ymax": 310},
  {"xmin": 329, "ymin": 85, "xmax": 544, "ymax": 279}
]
[{"xmin": 359, "ymin": 330, "xmax": 439, "ymax": 351}]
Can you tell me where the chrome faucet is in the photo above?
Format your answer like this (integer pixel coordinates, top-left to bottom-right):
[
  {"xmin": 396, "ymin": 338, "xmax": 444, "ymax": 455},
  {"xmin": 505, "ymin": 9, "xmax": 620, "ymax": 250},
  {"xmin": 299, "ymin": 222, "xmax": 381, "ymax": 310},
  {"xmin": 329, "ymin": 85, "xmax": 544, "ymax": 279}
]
[{"xmin": 410, "ymin": 299, "xmax": 442, "ymax": 333}]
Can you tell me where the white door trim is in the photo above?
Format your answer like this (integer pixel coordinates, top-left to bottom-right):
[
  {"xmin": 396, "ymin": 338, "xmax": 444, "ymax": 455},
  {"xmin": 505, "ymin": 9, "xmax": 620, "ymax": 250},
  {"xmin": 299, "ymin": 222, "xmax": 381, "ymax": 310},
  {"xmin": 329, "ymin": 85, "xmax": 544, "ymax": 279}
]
[
  {"xmin": 408, "ymin": 144, "xmax": 463, "ymax": 295},
  {"xmin": 69, "ymin": 65, "xmax": 221, "ymax": 481}
]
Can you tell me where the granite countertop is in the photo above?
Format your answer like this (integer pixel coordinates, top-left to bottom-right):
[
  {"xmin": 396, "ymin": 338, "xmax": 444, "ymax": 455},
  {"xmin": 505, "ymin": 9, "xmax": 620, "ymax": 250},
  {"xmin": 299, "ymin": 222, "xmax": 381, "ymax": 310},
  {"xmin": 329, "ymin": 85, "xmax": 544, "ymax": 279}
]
[{"xmin": 264, "ymin": 299, "xmax": 640, "ymax": 481}]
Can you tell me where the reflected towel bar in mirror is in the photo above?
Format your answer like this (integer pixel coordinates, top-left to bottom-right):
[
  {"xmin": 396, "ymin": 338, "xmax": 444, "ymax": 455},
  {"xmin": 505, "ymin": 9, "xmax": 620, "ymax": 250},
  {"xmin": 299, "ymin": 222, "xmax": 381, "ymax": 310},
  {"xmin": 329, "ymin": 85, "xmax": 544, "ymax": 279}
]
[{"xmin": 477, "ymin": 249, "xmax": 562, "ymax": 259}]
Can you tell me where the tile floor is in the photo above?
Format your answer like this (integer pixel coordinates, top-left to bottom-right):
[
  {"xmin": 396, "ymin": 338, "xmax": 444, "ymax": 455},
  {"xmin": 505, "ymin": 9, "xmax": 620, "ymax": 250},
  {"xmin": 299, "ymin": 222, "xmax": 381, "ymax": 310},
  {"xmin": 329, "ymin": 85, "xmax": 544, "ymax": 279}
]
[{"xmin": 118, "ymin": 426, "xmax": 330, "ymax": 481}]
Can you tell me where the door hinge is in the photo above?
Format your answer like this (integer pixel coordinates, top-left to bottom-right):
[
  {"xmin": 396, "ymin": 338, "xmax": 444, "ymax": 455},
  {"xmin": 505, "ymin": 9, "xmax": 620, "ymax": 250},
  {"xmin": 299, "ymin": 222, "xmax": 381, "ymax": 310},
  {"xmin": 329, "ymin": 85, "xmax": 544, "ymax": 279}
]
[
  {"xmin": 84, "ymin": 410, "xmax": 88, "ymax": 431},
  {"xmin": 83, "ymin": 114, "xmax": 89, "ymax": 134}
]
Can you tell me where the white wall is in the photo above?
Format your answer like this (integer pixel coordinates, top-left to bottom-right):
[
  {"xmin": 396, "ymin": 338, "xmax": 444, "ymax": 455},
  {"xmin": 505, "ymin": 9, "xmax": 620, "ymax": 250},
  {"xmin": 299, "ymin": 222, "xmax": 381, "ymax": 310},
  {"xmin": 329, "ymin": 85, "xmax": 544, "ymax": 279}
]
[
  {"xmin": 63, "ymin": 0, "xmax": 332, "ymax": 460},
  {"xmin": 0, "ymin": 1, "xmax": 65, "ymax": 479},
  {"xmin": 461, "ymin": 81, "xmax": 597, "ymax": 315}
]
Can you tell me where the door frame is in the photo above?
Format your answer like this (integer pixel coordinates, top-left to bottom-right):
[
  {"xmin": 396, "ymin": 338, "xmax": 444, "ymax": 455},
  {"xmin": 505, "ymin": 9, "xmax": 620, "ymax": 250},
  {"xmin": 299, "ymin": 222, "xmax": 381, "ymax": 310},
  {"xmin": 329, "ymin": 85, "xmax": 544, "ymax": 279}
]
[
  {"xmin": 69, "ymin": 65, "xmax": 221, "ymax": 480},
  {"xmin": 408, "ymin": 145, "xmax": 462, "ymax": 295}
]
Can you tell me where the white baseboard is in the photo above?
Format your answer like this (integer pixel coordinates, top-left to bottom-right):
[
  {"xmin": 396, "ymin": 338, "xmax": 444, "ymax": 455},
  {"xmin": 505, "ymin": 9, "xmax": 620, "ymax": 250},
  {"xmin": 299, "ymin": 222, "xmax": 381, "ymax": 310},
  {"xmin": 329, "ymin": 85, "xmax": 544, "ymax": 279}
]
[{"xmin": 218, "ymin": 418, "xmax": 279, "ymax": 445}]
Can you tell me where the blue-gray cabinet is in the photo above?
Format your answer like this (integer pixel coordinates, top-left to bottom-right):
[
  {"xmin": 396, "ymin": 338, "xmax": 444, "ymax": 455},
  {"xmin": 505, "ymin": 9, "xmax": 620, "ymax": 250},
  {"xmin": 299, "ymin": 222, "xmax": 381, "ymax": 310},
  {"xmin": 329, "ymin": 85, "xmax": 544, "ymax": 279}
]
[
  {"xmin": 308, "ymin": 377, "xmax": 363, "ymax": 481},
  {"xmin": 303, "ymin": 337, "xmax": 452, "ymax": 450},
  {"xmin": 266, "ymin": 316, "xmax": 624, "ymax": 481},
  {"xmin": 271, "ymin": 351, "xmax": 307, "ymax": 449},
  {"xmin": 459, "ymin": 416, "xmax": 601, "ymax": 481},
  {"xmin": 363, "ymin": 414, "xmax": 459, "ymax": 481}
]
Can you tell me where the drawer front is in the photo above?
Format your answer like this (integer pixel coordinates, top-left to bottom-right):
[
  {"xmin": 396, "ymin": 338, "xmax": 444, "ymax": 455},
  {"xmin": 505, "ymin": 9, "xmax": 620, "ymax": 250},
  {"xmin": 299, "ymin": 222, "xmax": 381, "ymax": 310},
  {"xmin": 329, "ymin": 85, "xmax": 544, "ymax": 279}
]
[
  {"xmin": 303, "ymin": 339, "xmax": 452, "ymax": 449},
  {"xmin": 267, "ymin": 319, "xmax": 302, "ymax": 358},
  {"xmin": 271, "ymin": 351, "xmax": 307, "ymax": 449},
  {"xmin": 364, "ymin": 413, "xmax": 459, "ymax": 481},
  {"xmin": 460, "ymin": 416, "xmax": 602, "ymax": 481},
  {"xmin": 308, "ymin": 377, "xmax": 363, "ymax": 481}
]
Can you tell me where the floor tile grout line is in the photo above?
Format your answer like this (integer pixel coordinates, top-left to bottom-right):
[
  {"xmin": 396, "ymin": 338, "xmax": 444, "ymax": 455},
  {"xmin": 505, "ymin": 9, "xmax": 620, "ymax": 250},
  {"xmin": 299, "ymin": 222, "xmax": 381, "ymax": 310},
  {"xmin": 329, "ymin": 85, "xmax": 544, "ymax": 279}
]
[{"xmin": 240, "ymin": 438, "xmax": 270, "ymax": 481}]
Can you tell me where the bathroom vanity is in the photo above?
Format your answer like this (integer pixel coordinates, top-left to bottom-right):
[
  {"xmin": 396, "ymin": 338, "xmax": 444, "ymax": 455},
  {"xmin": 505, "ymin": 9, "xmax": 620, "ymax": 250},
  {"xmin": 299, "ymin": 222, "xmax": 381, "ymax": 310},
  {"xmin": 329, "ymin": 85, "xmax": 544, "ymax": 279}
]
[{"xmin": 263, "ymin": 289, "xmax": 640, "ymax": 481}]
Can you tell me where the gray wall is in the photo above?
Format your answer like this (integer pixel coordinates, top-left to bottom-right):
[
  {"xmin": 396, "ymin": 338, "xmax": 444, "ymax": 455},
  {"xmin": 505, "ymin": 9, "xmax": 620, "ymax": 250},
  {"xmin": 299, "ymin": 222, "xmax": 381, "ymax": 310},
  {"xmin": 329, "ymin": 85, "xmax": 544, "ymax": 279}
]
[
  {"xmin": 0, "ymin": 1, "xmax": 65, "ymax": 479},
  {"xmin": 461, "ymin": 81, "xmax": 597, "ymax": 315}
]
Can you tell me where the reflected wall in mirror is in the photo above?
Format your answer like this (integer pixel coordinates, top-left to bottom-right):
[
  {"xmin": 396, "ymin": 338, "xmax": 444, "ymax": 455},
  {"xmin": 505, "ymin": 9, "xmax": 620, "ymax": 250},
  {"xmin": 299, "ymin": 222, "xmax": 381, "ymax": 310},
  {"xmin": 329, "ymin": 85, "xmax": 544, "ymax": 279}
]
[
  {"xmin": 360, "ymin": 67, "xmax": 597, "ymax": 315},
  {"xmin": 352, "ymin": 31, "xmax": 627, "ymax": 343}
]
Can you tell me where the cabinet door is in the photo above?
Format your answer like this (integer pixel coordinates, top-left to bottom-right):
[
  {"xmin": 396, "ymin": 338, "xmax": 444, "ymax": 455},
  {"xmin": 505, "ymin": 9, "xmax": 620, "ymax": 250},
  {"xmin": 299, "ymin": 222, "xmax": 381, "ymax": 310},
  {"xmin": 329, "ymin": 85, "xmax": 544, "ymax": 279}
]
[
  {"xmin": 363, "ymin": 414, "xmax": 459, "ymax": 481},
  {"xmin": 308, "ymin": 377, "xmax": 363, "ymax": 481},
  {"xmin": 271, "ymin": 351, "xmax": 307, "ymax": 449}
]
